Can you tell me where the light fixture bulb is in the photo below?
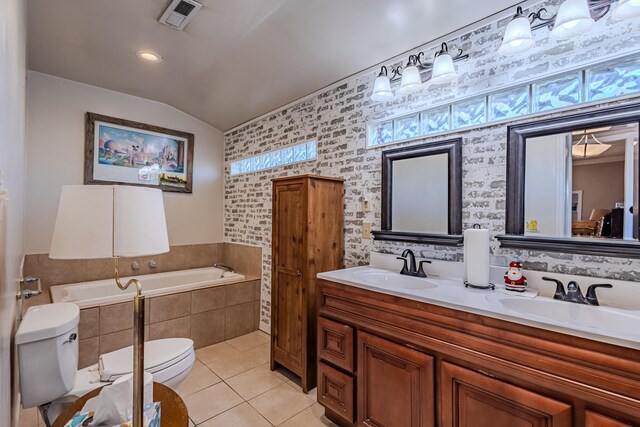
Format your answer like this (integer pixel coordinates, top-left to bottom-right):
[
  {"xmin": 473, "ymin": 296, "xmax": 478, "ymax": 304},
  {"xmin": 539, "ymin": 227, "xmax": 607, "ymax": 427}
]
[
  {"xmin": 136, "ymin": 50, "xmax": 163, "ymax": 63},
  {"xmin": 371, "ymin": 67, "xmax": 394, "ymax": 102},
  {"xmin": 398, "ymin": 57, "xmax": 423, "ymax": 94},
  {"xmin": 613, "ymin": 0, "xmax": 640, "ymax": 20},
  {"xmin": 499, "ymin": 8, "xmax": 535, "ymax": 56},
  {"xmin": 550, "ymin": 0, "xmax": 594, "ymax": 40},
  {"xmin": 429, "ymin": 44, "xmax": 458, "ymax": 86}
]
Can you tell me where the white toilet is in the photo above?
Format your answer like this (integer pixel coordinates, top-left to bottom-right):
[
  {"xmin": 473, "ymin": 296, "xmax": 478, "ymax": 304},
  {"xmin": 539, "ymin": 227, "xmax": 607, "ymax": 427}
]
[{"xmin": 16, "ymin": 302, "xmax": 195, "ymax": 424}]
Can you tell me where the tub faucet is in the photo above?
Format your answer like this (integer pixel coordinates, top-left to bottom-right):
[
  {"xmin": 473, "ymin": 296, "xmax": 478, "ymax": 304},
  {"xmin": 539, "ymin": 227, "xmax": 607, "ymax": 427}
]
[
  {"xmin": 214, "ymin": 263, "xmax": 235, "ymax": 273},
  {"xmin": 542, "ymin": 277, "xmax": 612, "ymax": 306},
  {"xmin": 397, "ymin": 249, "xmax": 431, "ymax": 278}
]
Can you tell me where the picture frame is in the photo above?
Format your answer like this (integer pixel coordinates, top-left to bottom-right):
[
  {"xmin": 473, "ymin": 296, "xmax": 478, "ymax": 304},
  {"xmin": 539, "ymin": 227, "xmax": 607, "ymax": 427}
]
[{"xmin": 84, "ymin": 112, "xmax": 194, "ymax": 193}]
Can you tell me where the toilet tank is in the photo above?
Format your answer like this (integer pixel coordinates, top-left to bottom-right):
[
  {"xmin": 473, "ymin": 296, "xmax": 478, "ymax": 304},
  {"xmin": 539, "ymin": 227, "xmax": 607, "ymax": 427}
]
[{"xmin": 16, "ymin": 303, "xmax": 80, "ymax": 408}]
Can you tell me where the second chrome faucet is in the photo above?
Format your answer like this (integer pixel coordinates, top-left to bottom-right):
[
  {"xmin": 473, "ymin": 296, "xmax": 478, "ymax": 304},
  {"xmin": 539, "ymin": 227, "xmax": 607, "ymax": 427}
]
[{"xmin": 542, "ymin": 277, "xmax": 612, "ymax": 306}]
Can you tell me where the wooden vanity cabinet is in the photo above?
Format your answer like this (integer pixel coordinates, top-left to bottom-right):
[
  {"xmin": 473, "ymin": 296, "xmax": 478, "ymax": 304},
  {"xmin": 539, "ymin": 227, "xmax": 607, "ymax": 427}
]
[
  {"xmin": 317, "ymin": 278, "xmax": 640, "ymax": 427},
  {"xmin": 270, "ymin": 175, "xmax": 344, "ymax": 393}
]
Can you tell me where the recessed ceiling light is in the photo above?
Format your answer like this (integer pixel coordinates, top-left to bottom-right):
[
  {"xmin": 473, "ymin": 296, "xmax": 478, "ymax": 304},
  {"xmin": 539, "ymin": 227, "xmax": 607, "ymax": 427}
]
[{"xmin": 136, "ymin": 50, "xmax": 163, "ymax": 63}]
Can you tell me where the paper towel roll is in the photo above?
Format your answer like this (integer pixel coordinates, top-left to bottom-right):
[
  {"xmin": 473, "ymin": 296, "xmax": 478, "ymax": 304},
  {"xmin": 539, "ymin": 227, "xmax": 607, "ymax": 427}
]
[{"xmin": 464, "ymin": 228, "xmax": 490, "ymax": 286}]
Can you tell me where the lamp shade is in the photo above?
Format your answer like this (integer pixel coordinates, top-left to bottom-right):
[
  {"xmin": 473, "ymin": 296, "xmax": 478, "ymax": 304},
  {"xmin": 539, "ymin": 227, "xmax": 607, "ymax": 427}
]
[
  {"xmin": 499, "ymin": 15, "xmax": 535, "ymax": 55},
  {"xmin": 550, "ymin": 0, "xmax": 594, "ymax": 40},
  {"xmin": 613, "ymin": 0, "xmax": 640, "ymax": 20},
  {"xmin": 398, "ymin": 64, "xmax": 423, "ymax": 94},
  {"xmin": 430, "ymin": 53, "xmax": 457, "ymax": 85},
  {"xmin": 371, "ymin": 74, "xmax": 394, "ymax": 102},
  {"xmin": 49, "ymin": 185, "xmax": 169, "ymax": 259}
]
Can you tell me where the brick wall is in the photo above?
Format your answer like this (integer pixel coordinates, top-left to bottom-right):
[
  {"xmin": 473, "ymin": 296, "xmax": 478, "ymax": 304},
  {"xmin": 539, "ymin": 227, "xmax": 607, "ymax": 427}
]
[{"xmin": 224, "ymin": 0, "xmax": 640, "ymax": 327}]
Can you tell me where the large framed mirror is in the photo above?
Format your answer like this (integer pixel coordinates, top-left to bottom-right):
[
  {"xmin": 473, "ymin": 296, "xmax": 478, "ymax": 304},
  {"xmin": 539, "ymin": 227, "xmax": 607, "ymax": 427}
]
[
  {"xmin": 498, "ymin": 103, "xmax": 640, "ymax": 257},
  {"xmin": 372, "ymin": 138, "xmax": 463, "ymax": 245}
]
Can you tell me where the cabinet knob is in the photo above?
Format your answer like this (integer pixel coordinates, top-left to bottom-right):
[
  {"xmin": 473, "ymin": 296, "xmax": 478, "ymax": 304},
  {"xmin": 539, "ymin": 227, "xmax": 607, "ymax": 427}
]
[{"xmin": 296, "ymin": 271, "xmax": 302, "ymax": 277}]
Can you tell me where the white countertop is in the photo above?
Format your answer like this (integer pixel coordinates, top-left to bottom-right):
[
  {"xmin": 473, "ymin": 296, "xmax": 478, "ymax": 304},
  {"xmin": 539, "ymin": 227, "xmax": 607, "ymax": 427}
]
[{"xmin": 318, "ymin": 265, "xmax": 640, "ymax": 351}]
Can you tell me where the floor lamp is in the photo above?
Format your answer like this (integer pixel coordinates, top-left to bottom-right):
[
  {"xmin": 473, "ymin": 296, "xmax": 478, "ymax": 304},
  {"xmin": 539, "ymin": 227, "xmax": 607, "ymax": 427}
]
[{"xmin": 49, "ymin": 185, "xmax": 169, "ymax": 427}]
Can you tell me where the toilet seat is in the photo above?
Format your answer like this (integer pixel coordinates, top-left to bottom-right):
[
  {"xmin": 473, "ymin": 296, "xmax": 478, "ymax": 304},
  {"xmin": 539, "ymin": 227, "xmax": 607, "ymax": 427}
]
[
  {"xmin": 64, "ymin": 338, "xmax": 194, "ymax": 399},
  {"xmin": 99, "ymin": 338, "xmax": 193, "ymax": 381}
]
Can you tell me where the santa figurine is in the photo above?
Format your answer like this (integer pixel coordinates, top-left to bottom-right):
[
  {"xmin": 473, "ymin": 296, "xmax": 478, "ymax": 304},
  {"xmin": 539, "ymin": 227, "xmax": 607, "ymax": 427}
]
[{"xmin": 504, "ymin": 256, "xmax": 527, "ymax": 292}]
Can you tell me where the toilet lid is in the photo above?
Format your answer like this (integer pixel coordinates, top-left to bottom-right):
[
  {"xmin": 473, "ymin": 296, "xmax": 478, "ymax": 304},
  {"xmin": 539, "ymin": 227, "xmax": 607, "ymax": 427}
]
[{"xmin": 99, "ymin": 338, "xmax": 194, "ymax": 382}]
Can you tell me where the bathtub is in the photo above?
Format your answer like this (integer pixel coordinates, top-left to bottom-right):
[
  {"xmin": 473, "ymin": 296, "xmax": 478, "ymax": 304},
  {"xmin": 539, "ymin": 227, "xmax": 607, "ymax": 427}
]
[{"xmin": 50, "ymin": 267, "xmax": 246, "ymax": 309}]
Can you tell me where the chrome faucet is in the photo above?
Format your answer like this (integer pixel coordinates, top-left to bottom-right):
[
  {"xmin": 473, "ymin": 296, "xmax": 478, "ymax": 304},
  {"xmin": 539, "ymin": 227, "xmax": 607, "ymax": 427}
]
[
  {"xmin": 214, "ymin": 263, "xmax": 235, "ymax": 273},
  {"xmin": 542, "ymin": 277, "xmax": 612, "ymax": 306},
  {"xmin": 397, "ymin": 249, "xmax": 431, "ymax": 278}
]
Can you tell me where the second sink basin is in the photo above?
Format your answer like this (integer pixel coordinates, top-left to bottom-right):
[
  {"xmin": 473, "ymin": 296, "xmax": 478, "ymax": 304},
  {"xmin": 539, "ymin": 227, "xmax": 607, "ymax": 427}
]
[
  {"xmin": 357, "ymin": 270, "xmax": 439, "ymax": 290},
  {"xmin": 486, "ymin": 293, "xmax": 640, "ymax": 334}
]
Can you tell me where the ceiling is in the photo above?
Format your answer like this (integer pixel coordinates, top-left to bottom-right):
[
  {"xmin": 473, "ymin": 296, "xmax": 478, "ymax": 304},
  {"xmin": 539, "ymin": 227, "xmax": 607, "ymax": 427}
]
[{"xmin": 27, "ymin": 0, "xmax": 521, "ymax": 131}]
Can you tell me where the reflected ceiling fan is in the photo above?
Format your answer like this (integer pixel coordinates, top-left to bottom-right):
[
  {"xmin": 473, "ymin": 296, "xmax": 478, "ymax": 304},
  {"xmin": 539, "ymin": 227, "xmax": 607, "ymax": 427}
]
[{"xmin": 571, "ymin": 127, "xmax": 612, "ymax": 159}]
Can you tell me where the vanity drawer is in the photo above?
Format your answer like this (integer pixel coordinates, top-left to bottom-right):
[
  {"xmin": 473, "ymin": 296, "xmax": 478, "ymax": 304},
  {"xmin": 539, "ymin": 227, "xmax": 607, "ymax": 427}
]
[
  {"xmin": 318, "ymin": 361, "xmax": 355, "ymax": 424},
  {"xmin": 318, "ymin": 316, "xmax": 355, "ymax": 373}
]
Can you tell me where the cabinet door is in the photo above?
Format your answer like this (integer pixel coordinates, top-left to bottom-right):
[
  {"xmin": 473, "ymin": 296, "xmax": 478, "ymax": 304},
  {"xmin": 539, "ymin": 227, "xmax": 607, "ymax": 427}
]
[
  {"xmin": 440, "ymin": 362, "xmax": 572, "ymax": 427},
  {"xmin": 271, "ymin": 182, "xmax": 305, "ymax": 374},
  {"xmin": 357, "ymin": 331, "xmax": 434, "ymax": 427},
  {"xmin": 585, "ymin": 411, "xmax": 634, "ymax": 427}
]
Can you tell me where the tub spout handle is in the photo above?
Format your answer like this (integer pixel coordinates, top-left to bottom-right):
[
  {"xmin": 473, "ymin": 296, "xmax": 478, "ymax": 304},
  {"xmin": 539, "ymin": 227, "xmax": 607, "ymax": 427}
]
[{"xmin": 214, "ymin": 263, "xmax": 235, "ymax": 273}]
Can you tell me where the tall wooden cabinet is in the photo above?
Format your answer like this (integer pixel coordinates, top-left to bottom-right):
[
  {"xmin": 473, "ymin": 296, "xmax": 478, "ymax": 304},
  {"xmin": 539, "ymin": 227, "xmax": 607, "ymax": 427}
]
[{"xmin": 270, "ymin": 175, "xmax": 344, "ymax": 392}]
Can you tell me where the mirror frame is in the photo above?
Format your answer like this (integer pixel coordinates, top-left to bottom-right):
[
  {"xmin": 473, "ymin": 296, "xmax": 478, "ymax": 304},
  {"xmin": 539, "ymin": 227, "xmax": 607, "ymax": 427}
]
[
  {"xmin": 372, "ymin": 138, "xmax": 463, "ymax": 245},
  {"xmin": 497, "ymin": 102, "xmax": 640, "ymax": 258}
]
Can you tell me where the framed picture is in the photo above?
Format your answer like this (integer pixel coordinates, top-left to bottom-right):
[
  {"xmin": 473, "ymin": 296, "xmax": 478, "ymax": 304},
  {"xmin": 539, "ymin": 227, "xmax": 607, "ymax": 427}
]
[{"xmin": 84, "ymin": 112, "xmax": 194, "ymax": 193}]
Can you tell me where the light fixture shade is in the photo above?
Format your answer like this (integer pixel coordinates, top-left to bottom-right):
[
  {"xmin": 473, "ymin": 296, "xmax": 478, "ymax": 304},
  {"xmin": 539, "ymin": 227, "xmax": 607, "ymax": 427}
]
[
  {"xmin": 398, "ymin": 64, "xmax": 423, "ymax": 94},
  {"xmin": 550, "ymin": 0, "xmax": 594, "ymax": 40},
  {"xmin": 371, "ymin": 74, "xmax": 394, "ymax": 102},
  {"xmin": 430, "ymin": 53, "xmax": 457, "ymax": 85},
  {"xmin": 49, "ymin": 185, "xmax": 169, "ymax": 259},
  {"xmin": 613, "ymin": 0, "xmax": 640, "ymax": 20},
  {"xmin": 571, "ymin": 142, "xmax": 611, "ymax": 158},
  {"xmin": 499, "ymin": 16, "xmax": 535, "ymax": 55}
]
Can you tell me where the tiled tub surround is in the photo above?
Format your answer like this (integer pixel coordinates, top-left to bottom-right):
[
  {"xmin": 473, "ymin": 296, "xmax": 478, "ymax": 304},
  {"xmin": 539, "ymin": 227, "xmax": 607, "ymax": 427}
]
[
  {"xmin": 20, "ymin": 242, "xmax": 261, "ymax": 309},
  {"xmin": 77, "ymin": 278, "xmax": 261, "ymax": 369},
  {"xmin": 224, "ymin": 0, "xmax": 640, "ymax": 328}
]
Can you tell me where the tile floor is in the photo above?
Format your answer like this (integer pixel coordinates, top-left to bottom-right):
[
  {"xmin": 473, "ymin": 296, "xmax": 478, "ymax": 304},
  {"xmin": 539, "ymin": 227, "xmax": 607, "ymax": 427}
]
[{"xmin": 19, "ymin": 331, "xmax": 338, "ymax": 427}]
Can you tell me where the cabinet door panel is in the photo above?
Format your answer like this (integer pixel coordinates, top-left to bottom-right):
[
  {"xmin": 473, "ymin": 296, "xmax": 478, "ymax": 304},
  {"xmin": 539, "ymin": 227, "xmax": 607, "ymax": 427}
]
[
  {"xmin": 585, "ymin": 410, "xmax": 634, "ymax": 427},
  {"xmin": 272, "ymin": 269, "xmax": 303, "ymax": 372},
  {"xmin": 358, "ymin": 331, "xmax": 434, "ymax": 427},
  {"xmin": 440, "ymin": 362, "xmax": 572, "ymax": 427}
]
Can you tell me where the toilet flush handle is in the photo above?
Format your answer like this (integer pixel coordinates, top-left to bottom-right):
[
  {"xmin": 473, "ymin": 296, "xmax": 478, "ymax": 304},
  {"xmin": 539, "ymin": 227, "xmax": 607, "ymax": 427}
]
[{"xmin": 64, "ymin": 333, "xmax": 77, "ymax": 344}]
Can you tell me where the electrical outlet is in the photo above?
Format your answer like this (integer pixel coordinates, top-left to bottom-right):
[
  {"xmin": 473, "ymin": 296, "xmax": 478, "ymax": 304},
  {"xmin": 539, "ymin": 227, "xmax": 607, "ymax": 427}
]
[
  {"xmin": 362, "ymin": 199, "xmax": 371, "ymax": 212},
  {"xmin": 363, "ymin": 221, "xmax": 372, "ymax": 239}
]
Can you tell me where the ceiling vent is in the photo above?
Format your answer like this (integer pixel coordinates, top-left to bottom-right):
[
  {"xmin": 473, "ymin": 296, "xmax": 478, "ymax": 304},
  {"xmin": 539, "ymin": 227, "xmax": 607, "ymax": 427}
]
[{"xmin": 158, "ymin": 0, "xmax": 202, "ymax": 30}]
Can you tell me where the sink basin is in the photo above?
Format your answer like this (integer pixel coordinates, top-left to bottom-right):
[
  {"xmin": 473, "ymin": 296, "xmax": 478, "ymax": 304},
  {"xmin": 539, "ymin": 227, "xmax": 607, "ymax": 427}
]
[
  {"xmin": 486, "ymin": 294, "xmax": 640, "ymax": 334},
  {"xmin": 357, "ymin": 270, "xmax": 438, "ymax": 290}
]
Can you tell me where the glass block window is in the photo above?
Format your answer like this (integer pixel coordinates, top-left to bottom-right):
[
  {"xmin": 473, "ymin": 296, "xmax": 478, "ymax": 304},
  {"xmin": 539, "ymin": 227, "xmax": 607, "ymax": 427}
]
[
  {"xmin": 489, "ymin": 85, "xmax": 529, "ymax": 121},
  {"xmin": 394, "ymin": 114, "xmax": 420, "ymax": 141},
  {"xmin": 422, "ymin": 106, "xmax": 450, "ymax": 135},
  {"xmin": 533, "ymin": 72, "xmax": 582, "ymax": 112},
  {"xmin": 230, "ymin": 140, "xmax": 317, "ymax": 176},
  {"xmin": 369, "ymin": 120, "xmax": 393, "ymax": 146},
  {"xmin": 587, "ymin": 56, "xmax": 640, "ymax": 101},
  {"xmin": 453, "ymin": 97, "xmax": 486, "ymax": 129}
]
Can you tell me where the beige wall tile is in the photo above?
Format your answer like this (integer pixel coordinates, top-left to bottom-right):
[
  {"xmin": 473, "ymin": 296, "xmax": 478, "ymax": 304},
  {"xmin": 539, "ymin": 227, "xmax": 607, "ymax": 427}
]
[
  {"xmin": 191, "ymin": 309, "xmax": 225, "ymax": 349},
  {"xmin": 149, "ymin": 316, "xmax": 190, "ymax": 340},
  {"xmin": 100, "ymin": 302, "xmax": 133, "ymax": 334},
  {"xmin": 78, "ymin": 337, "xmax": 99, "ymax": 369},
  {"xmin": 79, "ymin": 308, "xmax": 99, "ymax": 339},
  {"xmin": 223, "ymin": 243, "xmax": 262, "ymax": 277},
  {"xmin": 100, "ymin": 329, "xmax": 133, "ymax": 354},
  {"xmin": 225, "ymin": 302, "xmax": 255, "ymax": 340},
  {"xmin": 22, "ymin": 254, "xmax": 39, "ymax": 278},
  {"xmin": 38, "ymin": 255, "xmax": 85, "ymax": 289},
  {"xmin": 191, "ymin": 287, "xmax": 225, "ymax": 314},
  {"xmin": 253, "ymin": 300, "xmax": 260, "ymax": 330},
  {"xmin": 85, "ymin": 258, "xmax": 114, "ymax": 282},
  {"xmin": 226, "ymin": 281, "xmax": 255, "ymax": 306},
  {"xmin": 149, "ymin": 292, "xmax": 191, "ymax": 323}
]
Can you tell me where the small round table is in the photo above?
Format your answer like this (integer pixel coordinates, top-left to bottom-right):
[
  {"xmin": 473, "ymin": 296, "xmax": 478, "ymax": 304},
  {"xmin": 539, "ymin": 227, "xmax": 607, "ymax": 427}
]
[{"xmin": 52, "ymin": 382, "xmax": 188, "ymax": 427}]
